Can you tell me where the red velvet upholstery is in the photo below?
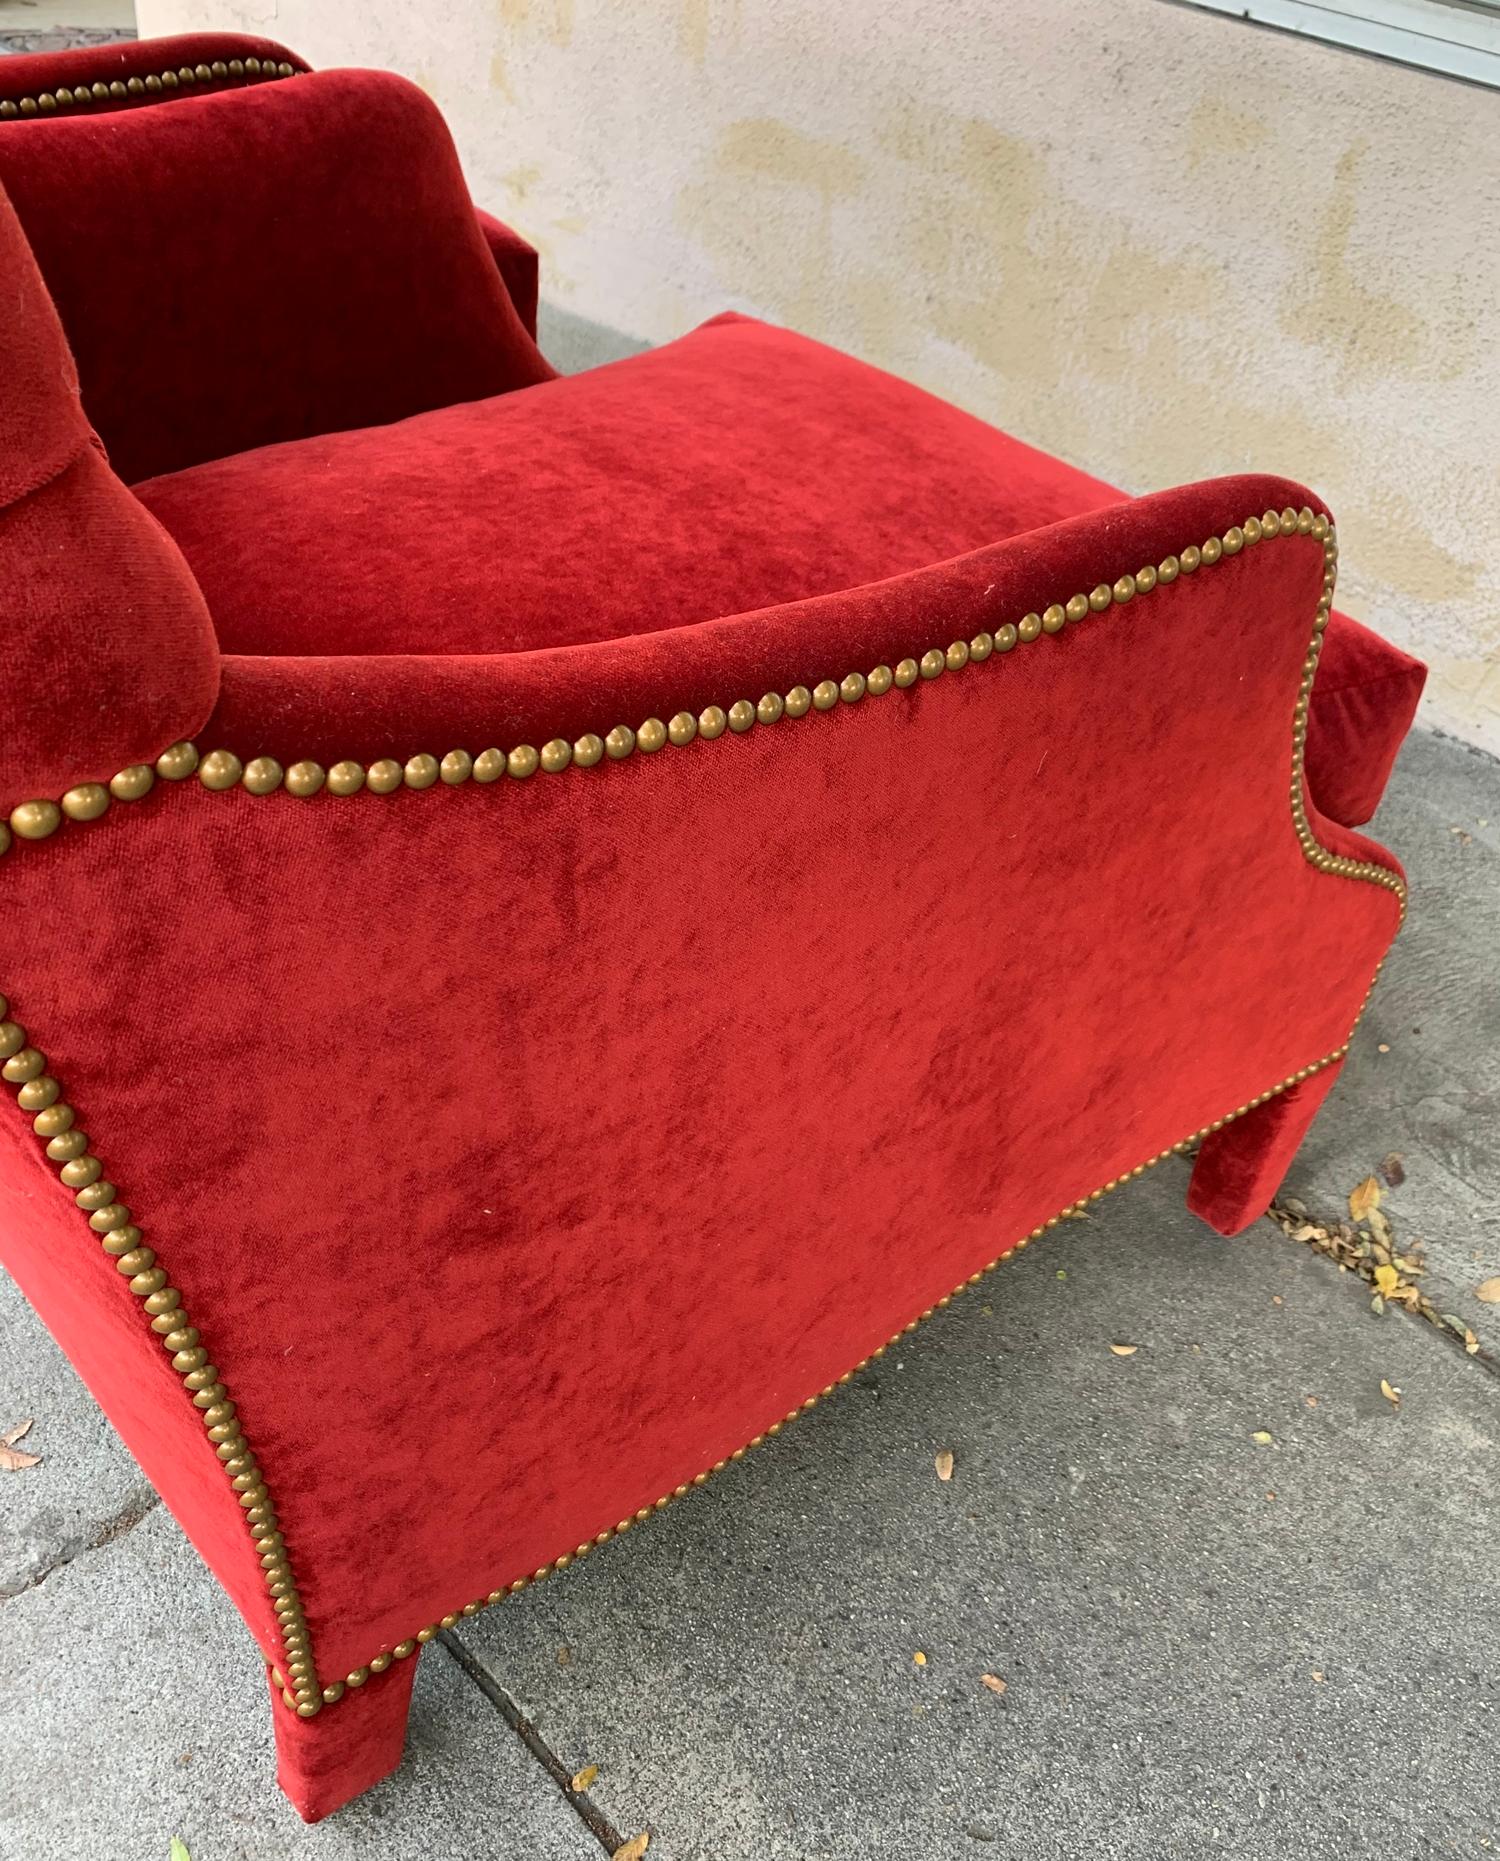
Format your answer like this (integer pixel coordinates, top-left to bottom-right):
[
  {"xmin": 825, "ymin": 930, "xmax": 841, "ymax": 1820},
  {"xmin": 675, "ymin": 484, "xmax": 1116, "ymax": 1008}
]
[
  {"xmin": 0, "ymin": 186, "xmax": 219, "ymax": 811},
  {"xmin": 1302, "ymin": 610, "xmax": 1425, "ymax": 827},
  {"xmin": 0, "ymin": 35, "xmax": 541, "ymax": 342},
  {"xmin": 475, "ymin": 207, "xmax": 541, "ymax": 339},
  {"xmin": 136, "ymin": 312, "xmax": 1126, "ymax": 656},
  {"xmin": 0, "ymin": 61, "xmax": 552, "ymax": 483},
  {"xmin": 136, "ymin": 308, "xmax": 1423, "ymax": 829},
  {"xmin": 0, "ymin": 35, "xmax": 1423, "ymax": 1827}
]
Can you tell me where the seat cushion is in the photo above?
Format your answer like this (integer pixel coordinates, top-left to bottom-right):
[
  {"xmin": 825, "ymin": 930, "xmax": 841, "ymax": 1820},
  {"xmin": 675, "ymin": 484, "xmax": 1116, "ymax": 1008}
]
[
  {"xmin": 134, "ymin": 313, "xmax": 1124, "ymax": 658},
  {"xmin": 136, "ymin": 311, "xmax": 1423, "ymax": 824}
]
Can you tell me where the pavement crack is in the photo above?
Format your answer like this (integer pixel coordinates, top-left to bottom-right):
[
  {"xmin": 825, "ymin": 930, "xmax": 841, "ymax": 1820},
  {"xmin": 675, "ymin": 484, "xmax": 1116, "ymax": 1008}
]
[
  {"xmin": 438, "ymin": 1629, "xmax": 628, "ymax": 1854},
  {"xmin": 0, "ymin": 1487, "xmax": 161, "ymax": 1602},
  {"xmin": 1266, "ymin": 1196, "xmax": 1498, "ymax": 1380}
]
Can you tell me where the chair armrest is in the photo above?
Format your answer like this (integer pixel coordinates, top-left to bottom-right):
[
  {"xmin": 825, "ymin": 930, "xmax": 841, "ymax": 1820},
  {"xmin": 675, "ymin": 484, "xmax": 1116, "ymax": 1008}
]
[
  {"xmin": 201, "ymin": 468, "xmax": 1405, "ymax": 908},
  {"xmin": 474, "ymin": 207, "xmax": 540, "ymax": 338},
  {"xmin": 0, "ymin": 467, "xmax": 1407, "ymax": 1727}
]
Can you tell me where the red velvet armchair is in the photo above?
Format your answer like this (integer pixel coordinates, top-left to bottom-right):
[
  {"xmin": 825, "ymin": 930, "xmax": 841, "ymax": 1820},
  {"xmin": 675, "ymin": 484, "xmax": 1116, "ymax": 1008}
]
[{"xmin": 0, "ymin": 34, "xmax": 1425, "ymax": 1822}]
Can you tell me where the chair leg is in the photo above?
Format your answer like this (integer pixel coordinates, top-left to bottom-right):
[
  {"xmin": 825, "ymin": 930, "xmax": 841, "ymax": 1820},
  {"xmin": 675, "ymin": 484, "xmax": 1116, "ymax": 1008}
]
[
  {"xmin": 1187, "ymin": 1062, "xmax": 1345, "ymax": 1236},
  {"xmin": 270, "ymin": 1652, "xmax": 419, "ymax": 1823}
]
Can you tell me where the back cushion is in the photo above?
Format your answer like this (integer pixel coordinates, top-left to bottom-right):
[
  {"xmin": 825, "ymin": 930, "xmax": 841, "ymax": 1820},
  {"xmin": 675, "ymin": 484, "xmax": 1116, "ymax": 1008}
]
[{"xmin": 0, "ymin": 67, "xmax": 553, "ymax": 482}]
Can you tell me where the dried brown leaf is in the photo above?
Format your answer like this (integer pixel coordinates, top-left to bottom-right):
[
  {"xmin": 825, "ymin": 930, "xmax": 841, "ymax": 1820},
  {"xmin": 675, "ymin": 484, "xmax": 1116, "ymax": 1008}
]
[
  {"xmin": 1108, "ymin": 1344, "xmax": 1138, "ymax": 1357},
  {"xmin": 980, "ymin": 1673, "xmax": 1007, "ymax": 1695},
  {"xmin": 613, "ymin": 1835, "xmax": 650, "ymax": 1861},
  {"xmin": 0, "ymin": 1419, "xmax": 41, "ymax": 1472},
  {"xmin": 571, "ymin": 1763, "xmax": 599, "ymax": 1793},
  {"xmin": 1380, "ymin": 1153, "xmax": 1406, "ymax": 1187},
  {"xmin": 934, "ymin": 1450, "xmax": 954, "ymax": 1483},
  {"xmin": 1348, "ymin": 1177, "xmax": 1382, "ymax": 1222},
  {"xmin": 1476, "ymin": 1278, "xmax": 1500, "ymax": 1305}
]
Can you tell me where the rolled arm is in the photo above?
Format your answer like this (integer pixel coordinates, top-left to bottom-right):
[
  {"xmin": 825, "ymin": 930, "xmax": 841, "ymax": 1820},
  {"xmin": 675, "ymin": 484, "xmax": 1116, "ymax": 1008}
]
[{"xmin": 474, "ymin": 207, "xmax": 541, "ymax": 337}]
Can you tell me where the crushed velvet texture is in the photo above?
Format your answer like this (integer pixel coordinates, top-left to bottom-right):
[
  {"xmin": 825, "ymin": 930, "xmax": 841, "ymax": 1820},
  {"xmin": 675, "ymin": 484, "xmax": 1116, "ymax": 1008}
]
[
  {"xmin": 271, "ymin": 1658, "xmax": 419, "ymax": 1822},
  {"xmin": 1188, "ymin": 1064, "xmax": 1346, "ymax": 1234},
  {"xmin": 1304, "ymin": 612, "xmax": 1425, "ymax": 827},
  {"xmin": 475, "ymin": 208, "xmax": 541, "ymax": 338},
  {"xmin": 136, "ymin": 313, "xmax": 1124, "ymax": 658},
  {"xmin": 0, "ymin": 69, "xmax": 553, "ymax": 483},
  {"xmin": 0, "ymin": 47, "xmax": 1422, "ymax": 1816},
  {"xmin": 0, "ymin": 31, "xmax": 540, "ymax": 340},
  {"xmin": 0, "ymin": 1102, "xmax": 284, "ymax": 1667},
  {"xmin": 136, "ymin": 313, "xmax": 1423, "ymax": 829},
  {"xmin": 0, "ymin": 478, "xmax": 1405, "ymax": 1777},
  {"xmin": 0, "ymin": 184, "xmax": 218, "ymax": 808}
]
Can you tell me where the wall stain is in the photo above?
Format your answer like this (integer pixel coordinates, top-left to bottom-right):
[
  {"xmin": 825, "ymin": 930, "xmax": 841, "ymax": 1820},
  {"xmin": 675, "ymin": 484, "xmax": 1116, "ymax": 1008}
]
[
  {"xmin": 494, "ymin": 0, "xmax": 574, "ymax": 49},
  {"xmin": 488, "ymin": 46, "xmax": 516, "ymax": 102},
  {"xmin": 500, "ymin": 159, "xmax": 544, "ymax": 205},
  {"xmin": 1279, "ymin": 140, "xmax": 1468, "ymax": 384},
  {"xmin": 1357, "ymin": 489, "xmax": 1486, "ymax": 613},
  {"xmin": 676, "ymin": 117, "xmax": 881, "ymax": 340},
  {"xmin": 680, "ymin": 0, "xmax": 710, "ymax": 65},
  {"xmin": 710, "ymin": 116, "xmax": 867, "ymax": 198},
  {"xmin": 1185, "ymin": 96, "xmax": 1271, "ymax": 170}
]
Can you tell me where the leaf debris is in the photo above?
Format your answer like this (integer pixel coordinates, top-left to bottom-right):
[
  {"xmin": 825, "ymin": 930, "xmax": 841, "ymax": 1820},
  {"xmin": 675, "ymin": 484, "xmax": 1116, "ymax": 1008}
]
[
  {"xmin": 0, "ymin": 1418, "xmax": 40, "ymax": 1472},
  {"xmin": 571, "ymin": 1763, "xmax": 599, "ymax": 1792},
  {"xmin": 614, "ymin": 1835, "xmax": 650, "ymax": 1861},
  {"xmin": 935, "ymin": 1450, "xmax": 954, "ymax": 1483},
  {"xmin": 1268, "ymin": 1196, "xmax": 1481, "ymax": 1355},
  {"xmin": 980, "ymin": 1673, "xmax": 1007, "ymax": 1695},
  {"xmin": 1348, "ymin": 1177, "xmax": 1382, "ymax": 1223}
]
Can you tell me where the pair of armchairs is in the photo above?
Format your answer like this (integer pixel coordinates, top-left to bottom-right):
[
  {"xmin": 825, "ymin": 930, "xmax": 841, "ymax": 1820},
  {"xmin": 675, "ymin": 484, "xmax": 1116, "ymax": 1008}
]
[{"xmin": 0, "ymin": 32, "xmax": 1422, "ymax": 1822}]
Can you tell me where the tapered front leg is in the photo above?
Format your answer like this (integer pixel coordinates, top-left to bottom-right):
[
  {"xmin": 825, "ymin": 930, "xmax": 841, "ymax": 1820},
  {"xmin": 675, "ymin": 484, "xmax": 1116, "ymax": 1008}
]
[
  {"xmin": 1187, "ymin": 1063, "xmax": 1345, "ymax": 1235},
  {"xmin": 269, "ymin": 1652, "xmax": 419, "ymax": 1822}
]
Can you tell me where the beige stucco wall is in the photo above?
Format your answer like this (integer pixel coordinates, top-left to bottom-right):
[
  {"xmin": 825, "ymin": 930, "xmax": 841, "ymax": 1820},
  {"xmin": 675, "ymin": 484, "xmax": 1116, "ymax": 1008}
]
[{"xmin": 140, "ymin": 0, "xmax": 1500, "ymax": 751}]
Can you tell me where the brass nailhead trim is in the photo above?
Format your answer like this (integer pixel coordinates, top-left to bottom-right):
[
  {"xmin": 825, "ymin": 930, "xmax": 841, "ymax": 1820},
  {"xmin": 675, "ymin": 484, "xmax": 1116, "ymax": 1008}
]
[
  {"xmin": 0, "ymin": 56, "xmax": 297, "ymax": 119},
  {"xmin": 1, "ymin": 508, "xmax": 1403, "ymax": 1713},
  {"xmin": 0, "ymin": 1006, "xmax": 314, "ymax": 1712},
  {"xmin": 0, "ymin": 509, "xmax": 1409, "ymax": 921}
]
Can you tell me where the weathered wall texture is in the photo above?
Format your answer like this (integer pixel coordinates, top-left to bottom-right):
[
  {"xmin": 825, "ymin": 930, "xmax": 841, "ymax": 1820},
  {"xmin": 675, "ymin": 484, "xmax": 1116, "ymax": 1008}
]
[{"xmin": 139, "ymin": 0, "xmax": 1500, "ymax": 749}]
